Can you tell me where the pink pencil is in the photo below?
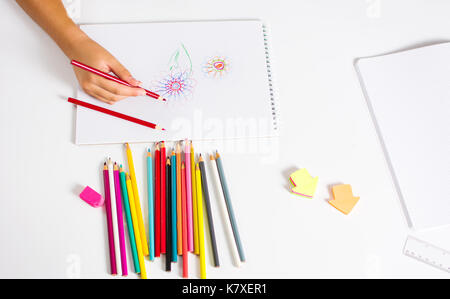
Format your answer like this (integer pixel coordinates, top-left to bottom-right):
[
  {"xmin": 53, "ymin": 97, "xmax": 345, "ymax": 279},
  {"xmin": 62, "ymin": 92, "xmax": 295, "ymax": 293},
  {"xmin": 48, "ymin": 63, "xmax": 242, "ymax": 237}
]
[
  {"xmin": 113, "ymin": 163, "xmax": 128, "ymax": 276},
  {"xmin": 185, "ymin": 140, "xmax": 194, "ymax": 252},
  {"xmin": 103, "ymin": 163, "xmax": 117, "ymax": 275}
]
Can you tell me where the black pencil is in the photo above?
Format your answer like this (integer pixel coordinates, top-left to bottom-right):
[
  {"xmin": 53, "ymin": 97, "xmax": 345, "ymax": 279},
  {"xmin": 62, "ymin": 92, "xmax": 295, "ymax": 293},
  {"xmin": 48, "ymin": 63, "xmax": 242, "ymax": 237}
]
[
  {"xmin": 165, "ymin": 157, "xmax": 172, "ymax": 271},
  {"xmin": 198, "ymin": 154, "xmax": 220, "ymax": 267}
]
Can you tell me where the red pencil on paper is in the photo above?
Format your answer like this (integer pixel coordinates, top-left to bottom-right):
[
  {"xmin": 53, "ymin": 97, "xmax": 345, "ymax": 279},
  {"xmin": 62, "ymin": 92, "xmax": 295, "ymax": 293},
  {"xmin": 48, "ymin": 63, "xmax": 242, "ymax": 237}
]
[
  {"xmin": 67, "ymin": 97, "xmax": 165, "ymax": 131},
  {"xmin": 160, "ymin": 142, "xmax": 166, "ymax": 254},
  {"xmin": 103, "ymin": 162, "xmax": 117, "ymax": 275},
  {"xmin": 181, "ymin": 162, "xmax": 188, "ymax": 278},
  {"xmin": 154, "ymin": 143, "xmax": 161, "ymax": 257},
  {"xmin": 71, "ymin": 60, "xmax": 166, "ymax": 102}
]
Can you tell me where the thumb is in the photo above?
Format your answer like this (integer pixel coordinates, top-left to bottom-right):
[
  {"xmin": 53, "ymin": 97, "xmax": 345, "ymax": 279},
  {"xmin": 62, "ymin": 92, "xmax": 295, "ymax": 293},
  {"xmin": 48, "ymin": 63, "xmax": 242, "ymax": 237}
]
[{"xmin": 109, "ymin": 59, "xmax": 141, "ymax": 87}]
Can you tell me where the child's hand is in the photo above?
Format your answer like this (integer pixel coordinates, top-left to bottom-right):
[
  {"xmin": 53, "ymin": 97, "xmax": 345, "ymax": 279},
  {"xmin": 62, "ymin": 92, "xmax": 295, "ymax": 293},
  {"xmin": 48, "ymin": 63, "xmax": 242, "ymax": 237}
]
[
  {"xmin": 69, "ymin": 36, "xmax": 146, "ymax": 104},
  {"xmin": 16, "ymin": 0, "xmax": 146, "ymax": 104}
]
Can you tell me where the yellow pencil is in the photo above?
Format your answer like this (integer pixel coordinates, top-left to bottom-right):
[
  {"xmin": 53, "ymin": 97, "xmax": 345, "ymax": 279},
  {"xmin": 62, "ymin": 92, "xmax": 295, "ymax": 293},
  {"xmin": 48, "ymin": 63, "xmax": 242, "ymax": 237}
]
[
  {"xmin": 191, "ymin": 142, "xmax": 199, "ymax": 255},
  {"xmin": 125, "ymin": 143, "xmax": 149, "ymax": 256},
  {"xmin": 176, "ymin": 142, "xmax": 182, "ymax": 255},
  {"xmin": 126, "ymin": 174, "xmax": 147, "ymax": 279},
  {"xmin": 196, "ymin": 163, "xmax": 206, "ymax": 279}
]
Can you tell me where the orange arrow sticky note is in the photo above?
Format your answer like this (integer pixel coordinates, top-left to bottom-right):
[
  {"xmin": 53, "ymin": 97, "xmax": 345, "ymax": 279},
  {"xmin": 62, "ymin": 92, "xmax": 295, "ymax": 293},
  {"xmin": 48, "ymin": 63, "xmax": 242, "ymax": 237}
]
[{"xmin": 329, "ymin": 184, "xmax": 360, "ymax": 215}]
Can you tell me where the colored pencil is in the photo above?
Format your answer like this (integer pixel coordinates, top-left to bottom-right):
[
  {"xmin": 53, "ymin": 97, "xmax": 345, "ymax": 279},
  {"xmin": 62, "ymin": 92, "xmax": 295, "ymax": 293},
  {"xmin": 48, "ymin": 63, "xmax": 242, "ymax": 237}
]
[
  {"xmin": 165, "ymin": 158, "xmax": 172, "ymax": 271},
  {"xmin": 67, "ymin": 97, "xmax": 165, "ymax": 130},
  {"xmin": 210, "ymin": 155, "xmax": 241, "ymax": 267},
  {"xmin": 119, "ymin": 166, "xmax": 140, "ymax": 273},
  {"xmin": 126, "ymin": 174, "xmax": 147, "ymax": 279},
  {"xmin": 154, "ymin": 143, "xmax": 161, "ymax": 257},
  {"xmin": 103, "ymin": 162, "xmax": 117, "ymax": 275},
  {"xmin": 71, "ymin": 60, "xmax": 166, "ymax": 101},
  {"xmin": 176, "ymin": 143, "xmax": 182, "ymax": 255},
  {"xmin": 185, "ymin": 140, "xmax": 193, "ymax": 252},
  {"xmin": 215, "ymin": 151, "xmax": 245, "ymax": 262},
  {"xmin": 196, "ymin": 163, "xmax": 206, "ymax": 279},
  {"xmin": 125, "ymin": 143, "xmax": 149, "ymax": 256},
  {"xmin": 181, "ymin": 162, "xmax": 189, "ymax": 278},
  {"xmin": 170, "ymin": 151, "xmax": 178, "ymax": 262},
  {"xmin": 113, "ymin": 163, "xmax": 128, "ymax": 276},
  {"xmin": 108, "ymin": 158, "xmax": 122, "ymax": 275},
  {"xmin": 191, "ymin": 142, "xmax": 199, "ymax": 255},
  {"xmin": 198, "ymin": 155, "xmax": 220, "ymax": 267},
  {"xmin": 147, "ymin": 149, "xmax": 155, "ymax": 261},
  {"xmin": 160, "ymin": 142, "xmax": 166, "ymax": 254}
]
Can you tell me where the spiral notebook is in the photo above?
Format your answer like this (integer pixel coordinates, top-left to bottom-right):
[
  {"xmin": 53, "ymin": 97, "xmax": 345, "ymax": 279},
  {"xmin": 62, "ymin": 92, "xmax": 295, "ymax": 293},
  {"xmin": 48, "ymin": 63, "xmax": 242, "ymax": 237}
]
[{"xmin": 75, "ymin": 20, "xmax": 278, "ymax": 144}]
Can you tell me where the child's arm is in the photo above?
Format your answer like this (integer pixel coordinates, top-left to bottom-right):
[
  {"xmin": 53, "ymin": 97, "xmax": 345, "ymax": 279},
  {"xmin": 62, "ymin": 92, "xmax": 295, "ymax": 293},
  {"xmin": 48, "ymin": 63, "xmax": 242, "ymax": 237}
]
[{"xmin": 16, "ymin": 0, "xmax": 145, "ymax": 104}]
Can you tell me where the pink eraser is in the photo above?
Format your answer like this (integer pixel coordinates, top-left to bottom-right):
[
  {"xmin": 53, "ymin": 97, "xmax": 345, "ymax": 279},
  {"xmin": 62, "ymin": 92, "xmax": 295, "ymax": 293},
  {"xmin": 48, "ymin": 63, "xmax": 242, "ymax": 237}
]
[{"xmin": 79, "ymin": 186, "xmax": 104, "ymax": 208}]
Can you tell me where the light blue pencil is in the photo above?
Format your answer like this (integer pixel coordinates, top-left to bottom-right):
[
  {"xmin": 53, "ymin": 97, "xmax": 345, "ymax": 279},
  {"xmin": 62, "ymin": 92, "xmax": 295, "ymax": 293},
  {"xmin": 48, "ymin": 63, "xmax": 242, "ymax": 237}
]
[
  {"xmin": 147, "ymin": 148, "xmax": 155, "ymax": 261},
  {"xmin": 215, "ymin": 151, "xmax": 246, "ymax": 262},
  {"xmin": 171, "ymin": 151, "xmax": 178, "ymax": 262}
]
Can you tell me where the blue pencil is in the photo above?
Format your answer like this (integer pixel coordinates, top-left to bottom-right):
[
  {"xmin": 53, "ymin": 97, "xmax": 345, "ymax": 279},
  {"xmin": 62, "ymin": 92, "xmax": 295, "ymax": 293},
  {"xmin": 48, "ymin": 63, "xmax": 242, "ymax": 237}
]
[
  {"xmin": 215, "ymin": 151, "xmax": 245, "ymax": 262},
  {"xmin": 147, "ymin": 149, "xmax": 155, "ymax": 261},
  {"xmin": 171, "ymin": 151, "xmax": 178, "ymax": 262}
]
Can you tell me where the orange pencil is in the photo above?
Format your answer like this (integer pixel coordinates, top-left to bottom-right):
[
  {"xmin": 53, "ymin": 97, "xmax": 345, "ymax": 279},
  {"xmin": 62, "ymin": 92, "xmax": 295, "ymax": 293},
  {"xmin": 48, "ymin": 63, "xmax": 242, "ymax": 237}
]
[{"xmin": 181, "ymin": 162, "xmax": 188, "ymax": 278}]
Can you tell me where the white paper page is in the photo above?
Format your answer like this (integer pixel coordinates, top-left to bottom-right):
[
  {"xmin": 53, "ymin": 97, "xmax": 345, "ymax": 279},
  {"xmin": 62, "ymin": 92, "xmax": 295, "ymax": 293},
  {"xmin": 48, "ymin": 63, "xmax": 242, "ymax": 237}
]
[
  {"xmin": 356, "ymin": 43, "xmax": 450, "ymax": 230},
  {"xmin": 75, "ymin": 20, "xmax": 275, "ymax": 144}
]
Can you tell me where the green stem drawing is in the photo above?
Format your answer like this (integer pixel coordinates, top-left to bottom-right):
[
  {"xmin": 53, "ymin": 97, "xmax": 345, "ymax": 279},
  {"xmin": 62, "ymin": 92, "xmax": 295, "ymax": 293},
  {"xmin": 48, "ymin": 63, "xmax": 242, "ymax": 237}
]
[{"xmin": 168, "ymin": 43, "xmax": 193, "ymax": 75}]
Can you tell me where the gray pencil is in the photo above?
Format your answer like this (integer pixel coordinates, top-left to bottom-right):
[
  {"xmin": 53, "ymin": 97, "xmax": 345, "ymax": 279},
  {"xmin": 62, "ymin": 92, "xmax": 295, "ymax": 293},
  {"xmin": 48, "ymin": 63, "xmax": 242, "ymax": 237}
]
[
  {"xmin": 199, "ymin": 154, "xmax": 220, "ymax": 267},
  {"xmin": 214, "ymin": 151, "xmax": 246, "ymax": 262}
]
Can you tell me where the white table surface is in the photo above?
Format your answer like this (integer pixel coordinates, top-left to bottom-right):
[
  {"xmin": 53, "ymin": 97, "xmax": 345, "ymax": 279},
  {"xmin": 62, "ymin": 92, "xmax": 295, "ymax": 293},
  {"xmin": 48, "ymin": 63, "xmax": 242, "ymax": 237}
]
[{"xmin": 0, "ymin": 0, "xmax": 449, "ymax": 278}]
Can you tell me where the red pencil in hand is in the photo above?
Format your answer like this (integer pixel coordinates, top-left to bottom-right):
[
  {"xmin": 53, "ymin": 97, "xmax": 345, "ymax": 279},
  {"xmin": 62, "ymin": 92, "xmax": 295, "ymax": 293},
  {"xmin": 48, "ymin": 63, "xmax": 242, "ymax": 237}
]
[{"xmin": 71, "ymin": 60, "xmax": 166, "ymax": 101}]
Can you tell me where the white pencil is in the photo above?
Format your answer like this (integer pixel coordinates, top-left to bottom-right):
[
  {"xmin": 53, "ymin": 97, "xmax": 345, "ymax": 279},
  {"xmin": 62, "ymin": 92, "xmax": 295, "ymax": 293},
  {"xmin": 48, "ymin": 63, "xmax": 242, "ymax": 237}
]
[
  {"xmin": 208, "ymin": 154, "xmax": 241, "ymax": 267},
  {"xmin": 108, "ymin": 158, "xmax": 122, "ymax": 275}
]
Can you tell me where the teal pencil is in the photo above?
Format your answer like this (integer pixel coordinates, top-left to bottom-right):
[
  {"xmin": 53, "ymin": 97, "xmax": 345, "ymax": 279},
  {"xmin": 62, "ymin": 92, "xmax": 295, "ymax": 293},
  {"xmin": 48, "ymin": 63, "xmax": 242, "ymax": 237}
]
[
  {"xmin": 171, "ymin": 151, "xmax": 178, "ymax": 262},
  {"xmin": 119, "ymin": 166, "xmax": 140, "ymax": 273},
  {"xmin": 147, "ymin": 149, "xmax": 155, "ymax": 261},
  {"xmin": 215, "ymin": 152, "xmax": 246, "ymax": 262}
]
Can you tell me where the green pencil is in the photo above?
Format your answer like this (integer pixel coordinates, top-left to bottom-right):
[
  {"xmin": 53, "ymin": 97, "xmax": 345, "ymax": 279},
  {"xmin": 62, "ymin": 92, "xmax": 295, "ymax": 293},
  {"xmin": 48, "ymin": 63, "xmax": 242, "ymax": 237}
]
[{"xmin": 119, "ymin": 165, "xmax": 140, "ymax": 273}]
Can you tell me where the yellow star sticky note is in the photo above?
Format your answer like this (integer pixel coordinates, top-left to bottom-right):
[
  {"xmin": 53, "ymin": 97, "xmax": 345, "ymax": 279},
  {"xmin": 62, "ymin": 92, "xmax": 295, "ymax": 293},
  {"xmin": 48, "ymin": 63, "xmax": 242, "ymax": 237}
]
[
  {"xmin": 329, "ymin": 184, "xmax": 360, "ymax": 215},
  {"xmin": 289, "ymin": 168, "xmax": 318, "ymax": 198}
]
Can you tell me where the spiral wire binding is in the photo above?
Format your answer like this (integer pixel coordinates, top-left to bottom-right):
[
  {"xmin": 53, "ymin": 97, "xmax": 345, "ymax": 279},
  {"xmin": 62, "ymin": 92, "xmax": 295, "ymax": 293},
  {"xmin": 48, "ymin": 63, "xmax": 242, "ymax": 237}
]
[{"xmin": 262, "ymin": 24, "xmax": 279, "ymax": 134}]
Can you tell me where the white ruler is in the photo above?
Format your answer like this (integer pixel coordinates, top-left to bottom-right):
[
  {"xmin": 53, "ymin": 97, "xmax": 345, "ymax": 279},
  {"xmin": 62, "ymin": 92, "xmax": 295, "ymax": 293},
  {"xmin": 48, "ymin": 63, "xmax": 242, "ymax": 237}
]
[{"xmin": 403, "ymin": 236, "xmax": 450, "ymax": 273}]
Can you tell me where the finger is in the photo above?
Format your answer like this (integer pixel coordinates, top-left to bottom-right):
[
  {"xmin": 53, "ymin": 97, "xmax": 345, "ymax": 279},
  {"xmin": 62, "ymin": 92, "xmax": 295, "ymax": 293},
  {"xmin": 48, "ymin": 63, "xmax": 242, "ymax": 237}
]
[
  {"xmin": 108, "ymin": 59, "xmax": 142, "ymax": 87},
  {"xmin": 88, "ymin": 84, "xmax": 127, "ymax": 104},
  {"xmin": 96, "ymin": 77, "xmax": 146, "ymax": 97}
]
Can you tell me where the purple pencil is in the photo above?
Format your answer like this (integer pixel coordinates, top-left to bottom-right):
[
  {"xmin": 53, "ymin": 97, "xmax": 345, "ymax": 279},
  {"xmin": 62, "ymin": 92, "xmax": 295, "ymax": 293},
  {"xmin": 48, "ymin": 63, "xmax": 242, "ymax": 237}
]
[
  {"xmin": 113, "ymin": 163, "xmax": 128, "ymax": 276},
  {"xmin": 103, "ymin": 162, "xmax": 117, "ymax": 275},
  {"xmin": 185, "ymin": 140, "xmax": 193, "ymax": 251}
]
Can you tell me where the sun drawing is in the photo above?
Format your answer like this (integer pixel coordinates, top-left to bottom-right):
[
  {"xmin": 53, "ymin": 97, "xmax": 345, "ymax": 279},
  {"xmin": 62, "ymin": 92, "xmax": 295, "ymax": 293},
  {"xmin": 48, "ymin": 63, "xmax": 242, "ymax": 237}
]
[{"xmin": 203, "ymin": 56, "xmax": 230, "ymax": 78}]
